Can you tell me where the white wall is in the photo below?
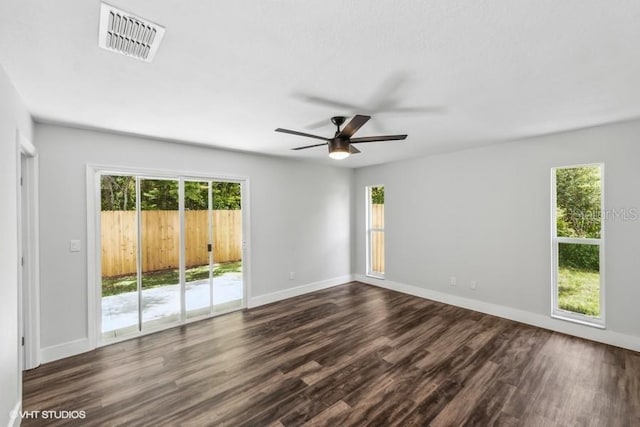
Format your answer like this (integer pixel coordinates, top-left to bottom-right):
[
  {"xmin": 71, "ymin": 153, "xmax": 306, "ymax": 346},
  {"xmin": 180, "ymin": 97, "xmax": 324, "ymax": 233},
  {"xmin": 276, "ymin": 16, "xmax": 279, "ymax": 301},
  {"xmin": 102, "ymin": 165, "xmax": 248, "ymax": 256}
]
[
  {"xmin": 34, "ymin": 123, "xmax": 352, "ymax": 357},
  {"xmin": 29, "ymin": 115, "xmax": 640, "ymax": 363},
  {"xmin": 0, "ymin": 65, "xmax": 33, "ymax": 427},
  {"xmin": 355, "ymin": 120, "xmax": 640, "ymax": 348}
]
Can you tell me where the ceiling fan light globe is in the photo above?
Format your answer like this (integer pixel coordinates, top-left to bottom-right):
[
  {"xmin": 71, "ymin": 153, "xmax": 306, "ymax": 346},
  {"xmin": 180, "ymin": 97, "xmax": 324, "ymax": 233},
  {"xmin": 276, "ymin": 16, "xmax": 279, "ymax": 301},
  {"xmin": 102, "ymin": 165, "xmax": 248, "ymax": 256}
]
[{"xmin": 329, "ymin": 151, "xmax": 350, "ymax": 160}]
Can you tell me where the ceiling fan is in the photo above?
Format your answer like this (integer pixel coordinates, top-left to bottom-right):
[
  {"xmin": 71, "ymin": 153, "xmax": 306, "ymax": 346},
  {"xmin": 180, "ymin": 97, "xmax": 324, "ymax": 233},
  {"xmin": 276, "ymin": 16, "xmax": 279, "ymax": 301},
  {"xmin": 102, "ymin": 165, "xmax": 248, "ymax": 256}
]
[
  {"xmin": 294, "ymin": 72, "xmax": 444, "ymax": 132},
  {"xmin": 275, "ymin": 115, "xmax": 407, "ymax": 160}
]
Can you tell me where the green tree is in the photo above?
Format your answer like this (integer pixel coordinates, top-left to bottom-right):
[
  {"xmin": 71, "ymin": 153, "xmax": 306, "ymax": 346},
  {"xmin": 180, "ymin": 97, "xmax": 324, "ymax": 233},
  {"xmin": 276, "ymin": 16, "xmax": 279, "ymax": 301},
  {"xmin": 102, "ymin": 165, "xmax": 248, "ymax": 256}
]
[
  {"xmin": 212, "ymin": 182, "xmax": 241, "ymax": 209},
  {"xmin": 101, "ymin": 175, "xmax": 136, "ymax": 211},
  {"xmin": 184, "ymin": 181, "xmax": 209, "ymax": 210},
  {"xmin": 101, "ymin": 176, "xmax": 241, "ymax": 211},
  {"xmin": 556, "ymin": 166, "xmax": 601, "ymax": 271},
  {"xmin": 140, "ymin": 179, "xmax": 179, "ymax": 210},
  {"xmin": 371, "ymin": 186, "xmax": 384, "ymax": 204},
  {"xmin": 183, "ymin": 181, "xmax": 241, "ymax": 210},
  {"xmin": 556, "ymin": 167, "xmax": 601, "ymax": 238}
]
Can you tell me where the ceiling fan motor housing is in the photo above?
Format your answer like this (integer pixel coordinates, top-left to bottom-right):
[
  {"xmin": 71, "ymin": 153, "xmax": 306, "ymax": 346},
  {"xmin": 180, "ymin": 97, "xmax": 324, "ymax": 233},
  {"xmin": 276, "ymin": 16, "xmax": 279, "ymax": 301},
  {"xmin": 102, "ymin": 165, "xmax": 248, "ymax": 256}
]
[{"xmin": 328, "ymin": 137, "xmax": 350, "ymax": 155}]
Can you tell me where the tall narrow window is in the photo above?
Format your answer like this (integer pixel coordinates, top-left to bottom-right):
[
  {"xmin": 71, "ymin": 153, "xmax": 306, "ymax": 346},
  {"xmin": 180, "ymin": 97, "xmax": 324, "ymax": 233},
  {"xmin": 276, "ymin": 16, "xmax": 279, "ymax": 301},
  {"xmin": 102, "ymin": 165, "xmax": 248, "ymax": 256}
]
[
  {"xmin": 552, "ymin": 164, "xmax": 604, "ymax": 326},
  {"xmin": 366, "ymin": 185, "xmax": 385, "ymax": 277}
]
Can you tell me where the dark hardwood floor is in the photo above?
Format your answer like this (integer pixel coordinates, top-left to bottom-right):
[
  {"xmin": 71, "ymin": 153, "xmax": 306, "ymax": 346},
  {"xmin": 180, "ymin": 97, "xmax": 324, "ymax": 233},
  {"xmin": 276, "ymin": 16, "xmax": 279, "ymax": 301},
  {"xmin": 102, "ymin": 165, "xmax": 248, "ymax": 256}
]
[{"xmin": 23, "ymin": 282, "xmax": 640, "ymax": 426}]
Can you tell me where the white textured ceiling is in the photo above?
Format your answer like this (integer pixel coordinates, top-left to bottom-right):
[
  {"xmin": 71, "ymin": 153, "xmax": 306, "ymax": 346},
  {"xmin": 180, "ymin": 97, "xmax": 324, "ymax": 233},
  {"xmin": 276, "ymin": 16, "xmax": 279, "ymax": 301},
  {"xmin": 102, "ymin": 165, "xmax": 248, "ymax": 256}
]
[{"xmin": 1, "ymin": 1, "xmax": 640, "ymax": 167}]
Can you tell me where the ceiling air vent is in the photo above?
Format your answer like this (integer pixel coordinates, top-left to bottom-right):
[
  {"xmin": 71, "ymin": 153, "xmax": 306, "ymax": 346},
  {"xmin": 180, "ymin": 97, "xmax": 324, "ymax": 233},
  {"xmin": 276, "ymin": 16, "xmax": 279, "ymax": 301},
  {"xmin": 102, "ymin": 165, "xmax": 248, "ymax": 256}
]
[{"xmin": 98, "ymin": 2, "xmax": 166, "ymax": 62}]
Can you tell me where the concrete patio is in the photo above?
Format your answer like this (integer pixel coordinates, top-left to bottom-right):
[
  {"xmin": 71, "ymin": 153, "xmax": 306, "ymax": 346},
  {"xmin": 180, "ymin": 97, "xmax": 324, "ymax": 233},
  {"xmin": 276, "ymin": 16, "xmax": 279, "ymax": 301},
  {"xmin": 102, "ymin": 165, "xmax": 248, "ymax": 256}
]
[{"xmin": 102, "ymin": 272, "xmax": 243, "ymax": 333}]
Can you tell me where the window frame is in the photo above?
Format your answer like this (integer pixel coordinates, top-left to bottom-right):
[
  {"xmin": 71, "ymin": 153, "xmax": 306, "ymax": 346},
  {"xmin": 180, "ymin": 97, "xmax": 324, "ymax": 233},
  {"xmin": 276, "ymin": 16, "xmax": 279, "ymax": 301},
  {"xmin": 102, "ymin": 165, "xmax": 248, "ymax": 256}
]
[
  {"xmin": 366, "ymin": 185, "xmax": 385, "ymax": 279},
  {"xmin": 551, "ymin": 163, "xmax": 605, "ymax": 328}
]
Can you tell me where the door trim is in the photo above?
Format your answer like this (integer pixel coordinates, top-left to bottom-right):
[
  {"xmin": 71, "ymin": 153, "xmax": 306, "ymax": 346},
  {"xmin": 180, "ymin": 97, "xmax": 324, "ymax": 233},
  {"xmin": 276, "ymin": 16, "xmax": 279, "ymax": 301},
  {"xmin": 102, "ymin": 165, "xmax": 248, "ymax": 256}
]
[{"xmin": 16, "ymin": 130, "xmax": 41, "ymax": 371}]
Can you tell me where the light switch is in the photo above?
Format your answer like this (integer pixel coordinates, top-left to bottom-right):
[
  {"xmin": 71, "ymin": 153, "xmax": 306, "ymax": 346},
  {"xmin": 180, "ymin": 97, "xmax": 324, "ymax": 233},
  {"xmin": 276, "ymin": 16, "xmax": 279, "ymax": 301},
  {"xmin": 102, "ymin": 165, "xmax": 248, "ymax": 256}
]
[{"xmin": 70, "ymin": 240, "xmax": 81, "ymax": 252}]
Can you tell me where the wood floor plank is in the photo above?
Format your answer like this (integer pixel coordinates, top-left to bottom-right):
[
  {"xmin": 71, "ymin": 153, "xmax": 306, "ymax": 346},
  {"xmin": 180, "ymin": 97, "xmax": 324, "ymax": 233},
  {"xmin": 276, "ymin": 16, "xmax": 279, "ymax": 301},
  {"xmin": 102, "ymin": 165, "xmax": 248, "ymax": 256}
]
[
  {"xmin": 21, "ymin": 281, "xmax": 640, "ymax": 426},
  {"xmin": 302, "ymin": 400, "xmax": 352, "ymax": 427},
  {"xmin": 430, "ymin": 360, "xmax": 501, "ymax": 427},
  {"xmin": 394, "ymin": 378, "xmax": 462, "ymax": 426}
]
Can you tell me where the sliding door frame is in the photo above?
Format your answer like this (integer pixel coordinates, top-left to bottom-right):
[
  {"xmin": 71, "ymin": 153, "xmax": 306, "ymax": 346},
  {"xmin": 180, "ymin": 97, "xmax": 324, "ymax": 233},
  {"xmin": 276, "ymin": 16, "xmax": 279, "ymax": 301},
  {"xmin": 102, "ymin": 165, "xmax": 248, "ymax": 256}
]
[{"xmin": 87, "ymin": 164, "xmax": 250, "ymax": 349}]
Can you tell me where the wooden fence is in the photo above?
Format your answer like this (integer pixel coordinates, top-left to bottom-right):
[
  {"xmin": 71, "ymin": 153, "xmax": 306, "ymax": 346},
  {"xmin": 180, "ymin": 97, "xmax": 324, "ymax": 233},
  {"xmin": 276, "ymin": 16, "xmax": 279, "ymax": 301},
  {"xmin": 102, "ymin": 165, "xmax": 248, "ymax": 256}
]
[
  {"xmin": 101, "ymin": 210, "xmax": 242, "ymax": 277},
  {"xmin": 371, "ymin": 204, "xmax": 384, "ymax": 273}
]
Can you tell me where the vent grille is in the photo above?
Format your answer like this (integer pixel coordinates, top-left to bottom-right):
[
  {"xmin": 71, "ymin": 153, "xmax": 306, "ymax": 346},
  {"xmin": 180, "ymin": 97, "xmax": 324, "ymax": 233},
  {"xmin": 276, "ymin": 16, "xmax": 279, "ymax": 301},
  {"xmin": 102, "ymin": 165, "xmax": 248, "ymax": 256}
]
[{"xmin": 98, "ymin": 3, "xmax": 165, "ymax": 62}]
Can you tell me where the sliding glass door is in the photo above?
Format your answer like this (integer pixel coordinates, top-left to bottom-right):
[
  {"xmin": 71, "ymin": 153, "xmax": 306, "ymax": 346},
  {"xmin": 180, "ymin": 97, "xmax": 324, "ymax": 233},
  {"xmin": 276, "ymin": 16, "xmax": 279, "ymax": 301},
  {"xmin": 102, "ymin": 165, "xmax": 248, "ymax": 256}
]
[
  {"xmin": 140, "ymin": 178, "xmax": 181, "ymax": 328},
  {"xmin": 100, "ymin": 173, "xmax": 244, "ymax": 341},
  {"xmin": 211, "ymin": 182, "xmax": 243, "ymax": 312},
  {"xmin": 185, "ymin": 180, "xmax": 213, "ymax": 319},
  {"xmin": 100, "ymin": 174, "xmax": 138, "ymax": 337}
]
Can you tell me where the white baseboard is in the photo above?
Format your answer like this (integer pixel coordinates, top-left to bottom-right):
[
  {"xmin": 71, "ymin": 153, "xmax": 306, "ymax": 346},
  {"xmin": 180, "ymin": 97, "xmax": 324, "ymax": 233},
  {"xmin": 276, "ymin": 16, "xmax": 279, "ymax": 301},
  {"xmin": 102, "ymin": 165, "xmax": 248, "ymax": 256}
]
[
  {"xmin": 8, "ymin": 400, "xmax": 21, "ymax": 427},
  {"xmin": 248, "ymin": 275, "xmax": 353, "ymax": 308},
  {"xmin": 355, "ymin": 274, "xmax": 640, "ymax": 353},
  {"xmin": 41, "ymin": 338, "xmax": 91, "ymax": 364}
]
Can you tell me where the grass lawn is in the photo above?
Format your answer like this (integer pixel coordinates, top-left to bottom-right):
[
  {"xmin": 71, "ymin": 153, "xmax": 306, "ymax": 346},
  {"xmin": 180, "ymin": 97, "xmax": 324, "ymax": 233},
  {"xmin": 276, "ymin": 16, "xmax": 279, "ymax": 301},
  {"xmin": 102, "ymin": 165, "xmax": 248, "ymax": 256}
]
[
  {"xmin": 102, "ymin": 261, "xmax": 242, "ymax": 297},
  {"xmin": 558, "ymin": 267, "xmax": 600, "ymax": 317}
]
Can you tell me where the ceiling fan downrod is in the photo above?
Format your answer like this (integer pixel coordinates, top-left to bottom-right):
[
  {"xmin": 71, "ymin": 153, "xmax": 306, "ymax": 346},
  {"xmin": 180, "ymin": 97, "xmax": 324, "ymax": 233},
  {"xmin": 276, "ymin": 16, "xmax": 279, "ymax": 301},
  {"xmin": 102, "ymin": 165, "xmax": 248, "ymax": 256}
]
[{"xmin": 331, "ymin": 116, "xmax": 346, "ymax": 135}]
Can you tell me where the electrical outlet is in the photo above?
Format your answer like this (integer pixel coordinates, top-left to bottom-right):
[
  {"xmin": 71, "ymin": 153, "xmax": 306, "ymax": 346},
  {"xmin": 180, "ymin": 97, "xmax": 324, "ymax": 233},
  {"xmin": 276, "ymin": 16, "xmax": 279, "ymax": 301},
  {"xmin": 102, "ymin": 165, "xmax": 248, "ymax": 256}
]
[
  {"xmin": 450, "ymin": 276, "xmax": 457, "ymax": 286},
  {"xmin": 70, "ymin": 240, "xmax": 81, "ymax": 252},
  {"xmin": 470, "ymin": 280, "xmax": 477, "ymax": 290},
  {"xmin": 289, "ymin": 272, "xmax": 295, "ymax": 280}
]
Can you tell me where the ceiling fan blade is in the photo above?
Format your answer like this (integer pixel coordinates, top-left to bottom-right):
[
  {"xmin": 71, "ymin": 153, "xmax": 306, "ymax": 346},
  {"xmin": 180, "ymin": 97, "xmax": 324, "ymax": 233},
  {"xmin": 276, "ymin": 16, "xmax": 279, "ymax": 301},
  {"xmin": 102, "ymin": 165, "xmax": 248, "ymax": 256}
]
[
  {"xmin": 294, "ymin": 93, "xmax": 363, "ymax": 111},
  {"xmin": 291, "ymin": 142, "xmax": 329, "ymax": 151},
  {"xmin": 305, "ymin": 117, "xmax": 333, "ymax": 130},
  {"xmin": 368, "ymin": 72, "xmax": 410, "ymax": 110},
  {"xmin": 338, "ymin": 115, "xmax": 371, "ymax": 138},
  {"xmin": 349, "ymin": 145, "xmax": 361, "ymax": 154},
  {"xmin": 381, "ymin": 106, "xmax": 446, "ymax": 114},
  {"xmin": 275, "ymin": 128, "xmax": 328, "ymax": 141},
  {"xmin": 350, "ymin": 134, "xmax": 407, "ymax": 143}
]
